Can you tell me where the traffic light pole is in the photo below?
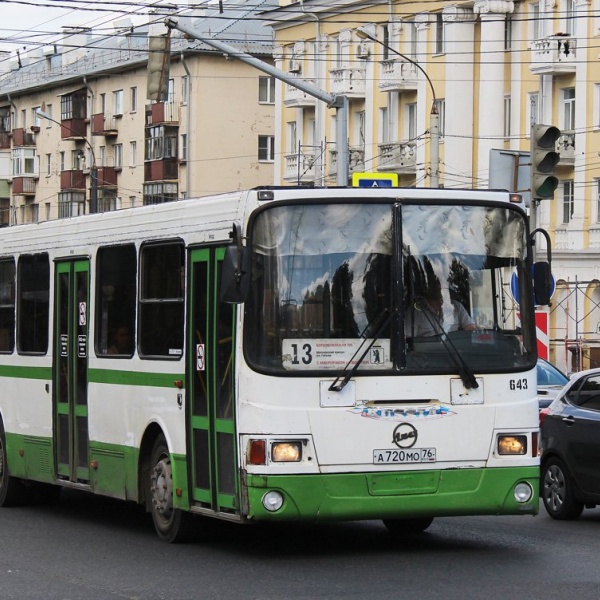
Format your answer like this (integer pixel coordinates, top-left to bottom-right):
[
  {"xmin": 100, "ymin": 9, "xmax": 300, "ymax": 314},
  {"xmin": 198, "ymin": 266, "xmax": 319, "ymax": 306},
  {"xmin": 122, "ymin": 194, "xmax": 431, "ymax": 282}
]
[{"xmin": 165, "ymin": 18, "xmax": 350, "ymax": 187}]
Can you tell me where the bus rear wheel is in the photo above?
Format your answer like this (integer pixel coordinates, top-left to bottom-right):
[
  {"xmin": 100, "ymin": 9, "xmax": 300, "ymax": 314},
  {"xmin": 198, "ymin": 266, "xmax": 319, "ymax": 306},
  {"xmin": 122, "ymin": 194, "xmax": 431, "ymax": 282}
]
[
  {"xmin": 382, "ymin": 517, "xmax": 434, "ymax": 535},
  {"xmin": 0, "ymin": 423, "xmax": 30, "ymax": 507},
  {"xmin": 148, "ymin": 436, "xmax": 195, "ymax": 543}
]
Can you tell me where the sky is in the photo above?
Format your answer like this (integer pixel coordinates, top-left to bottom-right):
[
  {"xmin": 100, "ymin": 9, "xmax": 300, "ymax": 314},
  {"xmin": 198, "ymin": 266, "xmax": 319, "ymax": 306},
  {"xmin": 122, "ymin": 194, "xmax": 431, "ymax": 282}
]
[{"xmin": 0, "ymin": 0, "xmax": 174, "ymax": 55}]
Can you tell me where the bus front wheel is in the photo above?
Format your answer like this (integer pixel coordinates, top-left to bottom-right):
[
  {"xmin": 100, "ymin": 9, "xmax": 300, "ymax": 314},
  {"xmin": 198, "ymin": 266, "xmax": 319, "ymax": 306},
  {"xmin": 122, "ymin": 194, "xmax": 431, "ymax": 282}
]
[
  {"xmin": 147, "ymin": 436, "xmax": 194, "ymax": 543},
  {"xmin": 0, "ymin": 423, "xmax": 30, "ymax": 507},
  {"xmin": 382, "ymin": 517, "xmax": 434, "ymax": 535}
]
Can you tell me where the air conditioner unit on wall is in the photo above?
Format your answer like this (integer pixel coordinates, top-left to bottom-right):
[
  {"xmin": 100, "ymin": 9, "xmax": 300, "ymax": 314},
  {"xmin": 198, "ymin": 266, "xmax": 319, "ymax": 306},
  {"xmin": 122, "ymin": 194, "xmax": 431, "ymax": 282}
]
[{"xmin": 288, "ymin": 59, "xmax": 302, "ymax": 73}]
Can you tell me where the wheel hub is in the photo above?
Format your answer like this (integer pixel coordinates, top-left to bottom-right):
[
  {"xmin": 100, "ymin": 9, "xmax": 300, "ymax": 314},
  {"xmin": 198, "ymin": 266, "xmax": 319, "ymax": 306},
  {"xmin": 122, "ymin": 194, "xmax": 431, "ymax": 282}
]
[{"xmin": 151, "ymin": 458, "xmax": 173, "ymax": 519}]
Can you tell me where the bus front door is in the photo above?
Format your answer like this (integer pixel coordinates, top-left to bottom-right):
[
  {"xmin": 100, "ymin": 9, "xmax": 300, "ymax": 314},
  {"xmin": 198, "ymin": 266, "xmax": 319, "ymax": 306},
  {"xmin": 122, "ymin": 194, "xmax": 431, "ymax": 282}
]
[
  {"xmin": 188, "ymin": 247, "xmax": 238, "ymax": 515},
  {"xmin": 53, "ymin": 259, "xmax": 90, "ymax": 484}
]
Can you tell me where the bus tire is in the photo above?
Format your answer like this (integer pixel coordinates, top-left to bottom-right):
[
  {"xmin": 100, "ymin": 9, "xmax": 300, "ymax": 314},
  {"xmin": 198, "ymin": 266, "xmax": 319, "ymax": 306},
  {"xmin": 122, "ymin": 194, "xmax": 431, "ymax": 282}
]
[
  {"xmin": 0, "ymin": 422, "xmax": 31, "ymax": 507},
  {"xmin": 147, "ymin": 435, "xmax": 195, "ymax": 543},
  {"xmin": 541, "ymin": 456, "xmax": 584, "ymax": 520},
  {"xmin": 382, "ymin": 517, "xmax": 433, "ymax": 535}
]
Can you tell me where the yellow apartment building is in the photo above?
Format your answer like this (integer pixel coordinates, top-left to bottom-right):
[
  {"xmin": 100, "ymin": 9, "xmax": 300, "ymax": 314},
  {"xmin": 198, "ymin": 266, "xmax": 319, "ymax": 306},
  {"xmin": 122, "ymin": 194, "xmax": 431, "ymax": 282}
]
[{"xmin": 261, "ymin": 0, "xmax": 600, "ymax": 374}]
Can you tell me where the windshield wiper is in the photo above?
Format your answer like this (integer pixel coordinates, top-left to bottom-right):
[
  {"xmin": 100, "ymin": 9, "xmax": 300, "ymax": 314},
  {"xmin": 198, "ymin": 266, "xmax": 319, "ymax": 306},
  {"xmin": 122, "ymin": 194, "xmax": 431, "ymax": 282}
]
[
  {"xmin": 412, "ymin": 297, "xmax": 479, "ymax": 389},
  {"xmin": 328, "ymin": 308, "xmax": 392, "ymax": 392}
]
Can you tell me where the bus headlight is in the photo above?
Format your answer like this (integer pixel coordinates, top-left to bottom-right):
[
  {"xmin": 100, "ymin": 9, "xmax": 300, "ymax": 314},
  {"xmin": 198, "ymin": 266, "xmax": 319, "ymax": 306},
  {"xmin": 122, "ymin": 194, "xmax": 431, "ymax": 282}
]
[
  {"xmin": 497, "ymin": 435, "xmax": 527, "ymax": 455},
  {"xmin": 262, "ymin": 491, "xmax": 284, "ymax": 512},
  {"xmin": 514, "ymin": 482, "xmax": 533, "ymax": 503},
  {"xmin": 272, "ymin": 441, "xmax": 302, "ymax": 462}
]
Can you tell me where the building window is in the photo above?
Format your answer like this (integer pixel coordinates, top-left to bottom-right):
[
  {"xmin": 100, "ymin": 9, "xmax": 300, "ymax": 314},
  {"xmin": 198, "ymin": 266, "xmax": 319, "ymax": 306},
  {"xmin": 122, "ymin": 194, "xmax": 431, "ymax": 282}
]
[
  {"xmin": 528, "ymin": 92, "xmax": 539, "ymax": 128},
  {"xmin": 354, "ymin": 110, "xmax": 366, "ymax": 148},
  {"xmin": 258, "ymin": 135, "xmax": 275, "ymax": 162},
  {"xmin": 95, "ymin": 244, "xmax": 136, "ymax": 356},
  {"xmin": 596, "ymin": 179, "xmax": 600, "ymax": 223},
  {"xmin": 168, "ymin": 79, "xmax": 175, "ymax": 104},
  {"xmin": 382, "ymin": 24, "xmax": 390, "ymax": 60},
  {"xmin": 434, "ymin": 99, "xmax": 446, "ymax": 137},
  {"xmin": 379, "ymin": 107, "xmax": 389, "ymax": 144},
  {"xmin": 129, "ymin": 141, "xmax": 137, "ymax": 167},
  {"xmin": 99, "ymin": 145, "xmax": 106, "ymax": 168},
  {"xmin": 181, "ymin": 77, "xmax": 189, "ymax": 105},
  {"xmin": 113, "ymin": 144, "xmax": 123, "ymax": 168},
  {"xmin": 259, "ymin": 76, "xmax": 275, "ymax": 104},
  {"xmin": 12, "ymin": 148, "xmax": 36, "ymax": 176},
  {"xmin": 60, "ymin": 152, "xmax": 65, "ymax": 171},
  {"xmin": 58, "ymin": 192, "xmax": 85, "ymax": 218},
  {"xmin": 563, "ymin": 87, "xmax": 575, "ymax": 131},
  {"xmin": 139, "ymin": 242, "xmax": 184, "ymax": 358},
  {"xmin": 562, "ymin": 180, "xmax": 574, "ymax": 224},
  {"xmin": 531, "ymin": 3, "xmax": 541, "ymax": 40},
  {"xmin": 287, "ymin": 122, "xmax": 297, "ymax": 154},
  {"xmin": 45, "ymin": 104, "xmax": 52, "ymax": 127},
  {"xmin": 504, "ymin": 95, "xmax": 511, "ymax": 138},
  {"xmin": 409, "ymin": 23, "xmax": 418, "ymax": 58},
  {"xmin": 504, "ymin": 15, "xmax": 513, "ymax": 50},
  {"xmin": 113, "ymin": 90, "xmax": 124, "ymax": 116},
  {"xmin": 145, "ymin": 125, "xmax": 178, "ymax": 161},
  {"xmin": 180, "ymin": 134, "xmax": 187, "ymax": 162},
  {"xmin": 97, "ymin": 189, "xmax": 118, "ymax": 212},
  {"xmin": 46, "ymin": 153, "xmax": 51, "ymax": 176},
  {"xmin": 435, "ymin": 14, "xmax": 445, "ymax": 54},
  {"xmin": 17, "ymin": 253, "xmax": 49, "ymax": 354},
  {"xmin": 32, "ymin": 107, "xmax": 41, "ymax": 128},
  {"xmin": 143, "ymin": 182, "xmax": 178, "ymax": 205},
  {"xmin": 564, "ymin": 0, "xmax": 576, "ymax": 35},
  {"xmin": 100, "ymin": 93, "xmax": 106, "ymax": 114},
  {"xmin": 61, "ymin": 91, "xmax": 86, "ymax": 120},
  {"xmin": 407, "ymin": 103, "xmax": 417, "ymax": 140},
  {"xmin": 130, "ymin": 87, "xmax": 137, "ymax": 113}
]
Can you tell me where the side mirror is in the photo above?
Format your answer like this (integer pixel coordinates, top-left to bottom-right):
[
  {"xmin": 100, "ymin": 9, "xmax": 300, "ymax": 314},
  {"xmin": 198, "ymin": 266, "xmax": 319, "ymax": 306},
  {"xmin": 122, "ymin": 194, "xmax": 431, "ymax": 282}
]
[
  {"xmin": 533, "ymin": 261, "xmax": 552, "ymax": 306},
  {"xmin": 220, "ymin": 223, "xmax": 250, "ymax": 304}
]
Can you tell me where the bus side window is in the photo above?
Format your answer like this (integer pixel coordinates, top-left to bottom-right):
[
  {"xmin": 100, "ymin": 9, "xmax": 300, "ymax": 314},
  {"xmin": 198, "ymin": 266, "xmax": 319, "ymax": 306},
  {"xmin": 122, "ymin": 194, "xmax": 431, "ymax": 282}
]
[
  {"xmin": 139, "ymin": 241, "xmax": 185, "ymax": 358},
  {"xmin": 96, "ymin": 244, "xmax": 137, "ymax": 357},
  {"xmin": 0, "ymin": 258, "xmax": 15, "ymax": 353}
]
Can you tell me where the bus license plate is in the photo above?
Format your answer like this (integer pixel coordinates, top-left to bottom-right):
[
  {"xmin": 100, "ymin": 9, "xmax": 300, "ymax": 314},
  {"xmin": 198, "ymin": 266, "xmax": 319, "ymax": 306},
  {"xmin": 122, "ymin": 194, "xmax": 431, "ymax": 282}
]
[{"xmin": 373, "ymin": 448, "xmax": 436, "ymax": 464}]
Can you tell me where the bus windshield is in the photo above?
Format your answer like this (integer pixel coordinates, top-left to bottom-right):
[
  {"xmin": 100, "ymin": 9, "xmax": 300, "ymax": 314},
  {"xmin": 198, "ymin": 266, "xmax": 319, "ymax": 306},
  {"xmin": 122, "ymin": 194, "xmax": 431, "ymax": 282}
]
[{"xmin": 246, "ymin": 201, "xmax": 535, "ymax": 375}]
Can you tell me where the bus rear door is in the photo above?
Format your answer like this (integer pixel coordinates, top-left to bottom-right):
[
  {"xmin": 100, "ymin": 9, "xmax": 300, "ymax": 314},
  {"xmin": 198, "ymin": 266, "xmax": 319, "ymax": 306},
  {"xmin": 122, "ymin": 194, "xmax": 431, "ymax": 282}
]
[{"xmin": 53, "ymin": 259, "xmax": 90, "ymax": 484}]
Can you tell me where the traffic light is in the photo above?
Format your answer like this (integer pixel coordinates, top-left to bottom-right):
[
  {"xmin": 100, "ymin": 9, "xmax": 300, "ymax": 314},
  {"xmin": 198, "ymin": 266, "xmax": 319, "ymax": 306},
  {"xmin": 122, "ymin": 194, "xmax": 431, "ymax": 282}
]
[
  {"xmin": 531, "ymin": 124, "xmax": 561, "ymax": 200},
  {"xmin": 147, "ymin": 34, "xmax": 171, "ymax": 102}
]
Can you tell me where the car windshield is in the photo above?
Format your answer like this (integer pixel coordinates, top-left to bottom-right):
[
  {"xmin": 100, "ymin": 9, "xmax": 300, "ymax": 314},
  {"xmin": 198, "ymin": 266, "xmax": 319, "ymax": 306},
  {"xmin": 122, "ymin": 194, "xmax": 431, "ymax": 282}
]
[
  {"xmin": 537, "ymin": 360, "xmax": 568, "ymax": 386},
  {"xmin": 246, "ymin": 201, "xmax": 536, "ymax": 376}
]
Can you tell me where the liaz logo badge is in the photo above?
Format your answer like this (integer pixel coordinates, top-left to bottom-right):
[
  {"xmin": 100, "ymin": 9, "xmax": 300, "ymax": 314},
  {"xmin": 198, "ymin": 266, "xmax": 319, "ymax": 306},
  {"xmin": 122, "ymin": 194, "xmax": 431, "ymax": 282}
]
[{"xmin": 392, "ymin": 423, "xmax": 417, "ymax": 449}]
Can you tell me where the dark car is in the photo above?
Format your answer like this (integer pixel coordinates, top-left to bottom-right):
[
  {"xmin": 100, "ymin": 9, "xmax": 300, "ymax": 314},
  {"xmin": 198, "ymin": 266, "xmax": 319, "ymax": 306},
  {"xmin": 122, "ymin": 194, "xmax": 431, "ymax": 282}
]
[
  {"xmin": 539, "ymin": 368, "xmax": 600, "ymax": 519},
  {"xmin": 537, "ymin": 358, "xmax": 569, "ymax": 409}
]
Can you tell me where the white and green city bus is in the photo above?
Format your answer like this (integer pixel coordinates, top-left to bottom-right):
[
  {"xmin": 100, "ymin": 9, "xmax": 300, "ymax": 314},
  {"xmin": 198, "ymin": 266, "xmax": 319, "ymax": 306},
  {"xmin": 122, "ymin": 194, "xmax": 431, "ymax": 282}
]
[{"xmin": 0, "ymin": 187, "xmax": 551, "ymax": 541}]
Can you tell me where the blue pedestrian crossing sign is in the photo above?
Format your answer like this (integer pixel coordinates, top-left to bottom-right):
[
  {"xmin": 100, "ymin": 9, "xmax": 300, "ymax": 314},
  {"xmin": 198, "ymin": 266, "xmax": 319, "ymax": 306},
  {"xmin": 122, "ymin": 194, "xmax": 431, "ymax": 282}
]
[{"xmin": 352, "ymin": 172, "xmax": 399, "ymax": 188}]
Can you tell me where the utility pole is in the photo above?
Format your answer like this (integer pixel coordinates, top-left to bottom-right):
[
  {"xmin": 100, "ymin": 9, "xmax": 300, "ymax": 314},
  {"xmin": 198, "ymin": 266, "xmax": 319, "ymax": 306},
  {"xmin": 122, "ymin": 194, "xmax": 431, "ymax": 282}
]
[{"xmin": 165, "ymin": 18, "xmax": 350, "ymax": 187}]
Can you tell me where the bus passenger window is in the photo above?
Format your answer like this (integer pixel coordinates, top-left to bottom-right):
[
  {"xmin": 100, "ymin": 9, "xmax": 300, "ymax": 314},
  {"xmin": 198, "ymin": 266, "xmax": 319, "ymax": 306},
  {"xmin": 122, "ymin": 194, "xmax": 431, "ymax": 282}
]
[
  {"xmin": 96, "ymin": 245, "xmax": 136, "ymax": 357},
  {"xmin": 0, "ymin": 258, "xmax": 15, "ymax": 353},
  {"xmin": 17, "ymin": 253, "xmax": 49, "ymax": 354},
  {"xmin": 139, "ymin": 241, "xmax": 184, "ymax": 358}
]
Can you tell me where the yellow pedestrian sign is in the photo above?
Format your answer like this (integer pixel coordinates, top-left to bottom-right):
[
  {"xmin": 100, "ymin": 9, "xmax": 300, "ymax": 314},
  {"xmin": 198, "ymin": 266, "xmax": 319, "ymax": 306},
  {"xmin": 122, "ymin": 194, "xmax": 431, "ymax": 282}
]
[{"xmin": 352, "ymin": 172, "xmax": 399, "ymax": 188}]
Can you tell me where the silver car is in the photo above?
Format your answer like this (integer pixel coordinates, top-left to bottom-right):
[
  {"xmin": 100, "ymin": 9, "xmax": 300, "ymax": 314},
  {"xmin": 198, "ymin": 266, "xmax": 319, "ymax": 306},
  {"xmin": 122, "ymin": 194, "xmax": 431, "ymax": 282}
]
[{"xmin": 537, "ymin": 358, "xmax": 569, "ymax": 409}]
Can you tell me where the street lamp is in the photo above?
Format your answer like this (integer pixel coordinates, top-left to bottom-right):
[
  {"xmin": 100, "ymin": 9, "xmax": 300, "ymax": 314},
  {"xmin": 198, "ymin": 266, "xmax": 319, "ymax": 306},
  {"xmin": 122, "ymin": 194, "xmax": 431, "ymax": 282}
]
[
  {"xmin": 356, "ymin": 25, "xmax": 440, "ymax": 188},
  {"xmin": 34, "ymin": 109, "xmax": 98, "ymax": 214}
]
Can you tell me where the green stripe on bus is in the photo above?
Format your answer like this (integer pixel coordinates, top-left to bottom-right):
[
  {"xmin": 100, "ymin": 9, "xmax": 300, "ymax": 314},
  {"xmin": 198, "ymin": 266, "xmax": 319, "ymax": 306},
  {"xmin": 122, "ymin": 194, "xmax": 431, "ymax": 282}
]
[
  {"xmin": 88, "ymin": 368, "xmax": 185, "ymax": 387},
  {"xmin": 0, "ymin": 364, "xmax": 52, "ymax": 379}
]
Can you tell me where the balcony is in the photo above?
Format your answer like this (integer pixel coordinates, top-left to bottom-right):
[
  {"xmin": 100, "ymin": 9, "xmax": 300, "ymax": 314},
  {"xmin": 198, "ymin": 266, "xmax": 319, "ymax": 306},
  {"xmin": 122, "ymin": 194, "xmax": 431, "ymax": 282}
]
[
  {"xmin": 378, "ymin": 59, "xmax": 418, "ymax": 92},
  {"xmin": 146, "ymin": 102, "xmax": 180, "ymax": 126},
  {"xmin": 0, "ymin": 132, "xmax": 11, "ymax": 149},
  {"xmin": 12, "ymin": 176, "xmax": 36, "ymax": 196},
  {"xmin": 284, "ymin": 152, "xmax": 316, "ymax": 182},
  {"xmin": 557, "ymin": 131, "xmax": 575, "ymax": 166},
  {"xmin": 96, "ymin": 166, "xmax": 118, "ymax": 188},
  {"xmin": 328, "ymin": 147, "xmax": 365, "ymax": 179},
  {"xmin": 529, "ymin": 35, "xmax": 576, "ymax": 75},
  {"xmin": 61, "ymin": 118, "xmax": 87, "ymax": 140},
  {"xmin": 12, "ymin": 128, "xmax": 35, "ymax": 147},
  {"xmin": 284, "ymin": 79, "xmax": 317, "ymax": 108},
  {"xmin": 91, "ymin": 113, "xmax": 118, "ymax": 137},
  {"xmin": 61, "ymin": 169, "xmax": 86, "ymax": 190},
  {"xmin": 329, "ymin": 67, "xmax": 366, "ymax": 97},
  {"xmin": 377, "ymin": 141, "xmax": 417, "ymax": 174},
  {"xmin": 144, "ymin": 158, "xmax": 178, "ymax": 182}
]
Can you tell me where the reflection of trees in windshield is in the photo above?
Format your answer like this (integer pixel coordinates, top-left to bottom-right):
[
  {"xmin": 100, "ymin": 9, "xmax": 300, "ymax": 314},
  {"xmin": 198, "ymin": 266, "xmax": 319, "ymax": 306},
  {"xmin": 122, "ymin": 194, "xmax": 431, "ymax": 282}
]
[
  {"xmin": 448, "ymin": 259, "xmax": 471, "ymax": 313},
  {"xmin": 331, "ymin": 261, "xmax": 359, "ymax": 338}
]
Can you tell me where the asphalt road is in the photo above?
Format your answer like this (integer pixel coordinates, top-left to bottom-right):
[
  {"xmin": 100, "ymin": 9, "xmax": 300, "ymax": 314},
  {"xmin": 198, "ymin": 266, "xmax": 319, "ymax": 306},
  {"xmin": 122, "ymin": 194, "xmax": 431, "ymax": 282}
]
[{"xmin": 0, "ymin": 489, "xmax": 599, "ymax": 600}]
